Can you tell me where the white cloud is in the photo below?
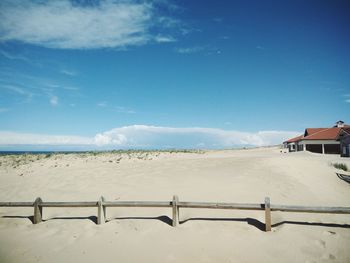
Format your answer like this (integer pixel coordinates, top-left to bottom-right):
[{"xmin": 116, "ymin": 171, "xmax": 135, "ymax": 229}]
[
  {"xmin": 0, "ymin": 125, "xmax": 300, "ymax": 149},
  {"xmin": 50, "ymin": 96, "xmax": 58, "ymax": 106},
  {"xmin": 94, "ymin": 125, "xmax": 299, "ymax": 148},
  {"xmin": 345, "ymin": 99, "xmax": 350, "ymax": 103},
  {"xmin": 0, "ymin": 0, "xmax": 178, "ymax": 49},
  {"xmin": 94, "ymin": 133, "xmax": 127, "ymax": 146}
]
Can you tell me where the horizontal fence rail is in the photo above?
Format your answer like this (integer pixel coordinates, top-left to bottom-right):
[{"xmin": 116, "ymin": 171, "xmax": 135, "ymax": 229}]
[
  {"xmin": 104, "ymin": 201, "xmax": 171, "ymax": 208},
  {"xmin": 0, "ymin": 202, "xmax": 34, "ymax": 207},
  {"xmin": 178, "ymin": 202, "xmax": 263, "ymax": 210},
  {"xmin": 270, "ymin": 205, "xmax": 350, "ymax": 214},
  {"xmin": 1, "ymin": 196, "xmax": 350, "ymax": 231}
]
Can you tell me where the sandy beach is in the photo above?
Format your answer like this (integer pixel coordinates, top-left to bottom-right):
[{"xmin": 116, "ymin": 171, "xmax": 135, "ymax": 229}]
[{"xmin": 0, "ymin": 147, "xmax": 349, "ymax": 262}]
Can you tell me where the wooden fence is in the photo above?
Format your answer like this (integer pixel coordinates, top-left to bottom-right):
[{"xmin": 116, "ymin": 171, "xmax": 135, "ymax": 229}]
[{"xmin": 1, "ymin": 196, "xmax": 350, "ymax": 232}]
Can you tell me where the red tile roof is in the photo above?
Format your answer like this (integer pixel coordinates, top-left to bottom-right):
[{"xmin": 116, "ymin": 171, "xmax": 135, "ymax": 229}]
[
  {"xmin": 304, "ymin": 128, "xmax": 326, "ymax": 136},
  {"xmin": 302, "ymin": 127, "xmax": 341, "ymax": 140},
  {"xmin": 284, "ymin": 124, "xmax": 350, "ymax": 143},
  {"xmin": 284, "ymin": 135, "xmax": 303, "ymax": 143}
]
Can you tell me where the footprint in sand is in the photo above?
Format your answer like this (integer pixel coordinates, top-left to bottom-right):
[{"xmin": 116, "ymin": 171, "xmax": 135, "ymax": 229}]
[
  {"xmin": 322, "ymin": 230, "xmax": 336, "ymax": 236},
  {"xmin": 321, "ymin": 253, "xmax": 336, "ymax": 260},
  {"xmin": 315, "ymin": 239, "xmax": 326, "ymax": 248}
]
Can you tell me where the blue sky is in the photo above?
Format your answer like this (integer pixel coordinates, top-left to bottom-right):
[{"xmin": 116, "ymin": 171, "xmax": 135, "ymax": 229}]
[{"xmin": 0, "ymin": 0, "xmax": 349, "ymax": 150}]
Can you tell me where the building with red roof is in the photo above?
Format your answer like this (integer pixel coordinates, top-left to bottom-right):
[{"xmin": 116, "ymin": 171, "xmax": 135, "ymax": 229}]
[
  {"xmin": 283, "ymin": 121, "xmax": 350, "ymax": 156},
  {"xmin": 338, "ymin": 127, "xmax": 350, "ymax": 157}
]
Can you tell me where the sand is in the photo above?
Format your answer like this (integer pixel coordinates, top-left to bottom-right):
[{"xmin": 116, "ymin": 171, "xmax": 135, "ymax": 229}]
[{"xmin": 0, "ymin": 147, "xmax": 349, "ymax": 263}]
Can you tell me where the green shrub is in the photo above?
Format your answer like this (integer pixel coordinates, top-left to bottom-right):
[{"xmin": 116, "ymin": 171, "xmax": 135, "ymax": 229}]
[
  {"xmin": 332, "ymin": 163, "xmax": 348, "ymax": 171},
  {"xmin": 45, "ymin": 153, "xmax": 52, "ymax": 158}
]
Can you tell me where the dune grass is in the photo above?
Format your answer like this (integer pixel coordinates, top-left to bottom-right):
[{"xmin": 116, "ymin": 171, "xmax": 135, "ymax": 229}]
[{"xmin": 332, "ymin": 162, "xmax": 348, "ymax": 172}]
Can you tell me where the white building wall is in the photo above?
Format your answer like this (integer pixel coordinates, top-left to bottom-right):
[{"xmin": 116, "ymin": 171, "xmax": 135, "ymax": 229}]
[{"xmin": 299, "ymin": 140, "xmax": 339, "ymax": 145}]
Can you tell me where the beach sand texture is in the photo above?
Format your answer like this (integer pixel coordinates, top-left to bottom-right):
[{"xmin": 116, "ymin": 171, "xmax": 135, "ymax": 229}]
[{"xmin": 0, "ymin": 147, "xmax": 349, "ymax": 262}]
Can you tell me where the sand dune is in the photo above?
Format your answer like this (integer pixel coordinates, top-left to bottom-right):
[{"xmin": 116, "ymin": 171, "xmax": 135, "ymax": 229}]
[{"xmin": 0, "ymin": 147, "xmax": 349, "ymax": 262}]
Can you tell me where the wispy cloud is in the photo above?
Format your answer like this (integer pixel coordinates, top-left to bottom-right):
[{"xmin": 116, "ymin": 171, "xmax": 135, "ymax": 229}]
[
  {"xmin": 157, "ymin": 16, "xmax": 180, "ymax": 28},
  {"xmin": 61, "ymin": 86, "xmax": 79, "ymax": 91},
  {"xmin": 220, "ymin": 36, "xmax": 230, "ymax": 40},
  {"xmin": 0, "ymin": 125, "xmax": 300, "ymax": 149},
  {"xmin": 0, "ymin": 108, "xmax": 10, "ymax": 113},
  {"xmin": 50, "ymin": 96, "xmax": 58, "ymax": 106},
  {"xmin": 44, "ymin": 83, "xmax": 79, "ymax": 92},
  {"xmin": 213, "ymin": 17, "xmax": 223, "ymax": 23},
  {"xmin": 154, "ymin": 35, "xmax": 176, "ymax": 43},
  {"xmin": 0, "ymin": 84, "xmax": 33, "ymax": 102},
  {"xmin": 0, "ymin": 0, "xmax": 180, "ymax": 49},
  {"xmin": 60, "ymin": 69, "xmax": 77, "ymax": 77},
  {"xmin": 0, "ymin": 50, "xmax": 30, "ymax": 62},
  {"xmin": 0, "ymin": 49, "xmax": 42, "ymax": 66},
  {"xmin": 114, "ymin": 106, "xmax": 136, "ymax": 114},
  {"xmin": 175, "ymin": 46, "xmax": 204, "ymax": 54},
  {"xmin": 0, "ymin": 68, "xmax": 81, "ymax": 107},
  {"xmin": 175, "ymin": 46, "xmax": 222, "ymax": 55},
  {"xmin": 97, "ymin": 101, "xmax": 107, "ymax": 107},
  {"xmin": 97, "ymin": 102, "xmax": 135, "ymax": 113}
]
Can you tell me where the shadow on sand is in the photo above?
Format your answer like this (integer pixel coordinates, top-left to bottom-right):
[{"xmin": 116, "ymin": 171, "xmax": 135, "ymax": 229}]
[
  {"xmin": 180, "ymin": 217, "xmax": 266, "ymax": 231},
  {"xmin": 107, "ymin": 215, "xmax": 173, "ymax": 226},
  {"xmin": 1, "ymin": 215, "xmax": 97, "ymax": 224},
  {"xmin": 179, "ymin": 217, "xmax": 350, "ymax": 231},
  {"xmin": 1, "ymin": 215, "xmax": 350, "ymax": 231}
]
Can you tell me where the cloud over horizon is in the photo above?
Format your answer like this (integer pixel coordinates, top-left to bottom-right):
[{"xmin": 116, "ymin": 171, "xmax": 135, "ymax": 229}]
[
  {"xmin": 0, "ymin": 125, "xmax": 300, "ymax": 150},
  {"xmin": 0, "ymin": 0, "xmax": 178, "ymax": 49}
]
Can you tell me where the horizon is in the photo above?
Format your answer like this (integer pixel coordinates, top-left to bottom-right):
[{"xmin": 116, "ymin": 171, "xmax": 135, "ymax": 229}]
[{"xmin": 0, "ymin": 0, "xmax": 349, "ymax": 151}]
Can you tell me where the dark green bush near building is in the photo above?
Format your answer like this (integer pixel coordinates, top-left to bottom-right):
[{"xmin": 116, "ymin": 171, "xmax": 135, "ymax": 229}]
[{"xmin": 332, "ymin": 163, "xmax": 348, "ymax": 172}]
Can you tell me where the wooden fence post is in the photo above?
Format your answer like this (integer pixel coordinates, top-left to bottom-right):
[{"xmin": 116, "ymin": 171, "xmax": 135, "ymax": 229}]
[
  {"xmin": 97, "ymin": 196, "xmax": 105, "ymax": 225},
  {"xmin": 172, "ymin": 195, "xmax": 179, "ymax": 227},
  {"xmin": 264, "ymin": 197, "xmax": 271, "ymax": 232},
  {"xmin": 33, "ymin": 197, "xmax": 43, "ymax": 224},
  {"xmin": 101, "ymin": 196, "xmax": 107, "ymax": 221}
]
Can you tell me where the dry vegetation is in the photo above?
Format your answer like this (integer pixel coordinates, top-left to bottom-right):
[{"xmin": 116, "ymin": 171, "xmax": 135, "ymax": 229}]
[{"xmin": 0, "ymin": 149, "xmax": 205, "ymax": 169}]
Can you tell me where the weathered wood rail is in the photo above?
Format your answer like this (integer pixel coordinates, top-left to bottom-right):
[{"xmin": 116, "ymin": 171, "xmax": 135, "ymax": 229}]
[{"xmin": 1, "ymin": 196, "xmax": 350, "ymax": 231}]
